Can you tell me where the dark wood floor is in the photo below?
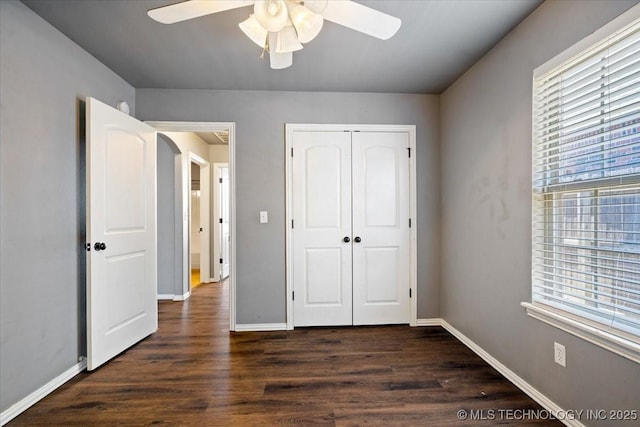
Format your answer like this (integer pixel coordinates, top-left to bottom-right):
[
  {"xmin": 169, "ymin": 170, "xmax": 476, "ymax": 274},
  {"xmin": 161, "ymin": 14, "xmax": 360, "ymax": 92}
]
[{"xmin": 9, "ymin": 281, "xmax": 561, "ymax": 426}]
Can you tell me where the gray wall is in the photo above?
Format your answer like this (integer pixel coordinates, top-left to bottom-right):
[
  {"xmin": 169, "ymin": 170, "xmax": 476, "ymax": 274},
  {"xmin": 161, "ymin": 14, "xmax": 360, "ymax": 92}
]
[
  {"xmin": 157, "ymin": 134, "xmax": 181, "ymax": 296},
  {"xmin": 440, "ymin": 0, "xmax": 640, "ymax": 420},
  {"xmin": 0, "ymin": 0, "xmax": 135, "ymax": 412},
  {"xmin": 136, "ymin": 90, "xmax": 441, "ymax": 324}
]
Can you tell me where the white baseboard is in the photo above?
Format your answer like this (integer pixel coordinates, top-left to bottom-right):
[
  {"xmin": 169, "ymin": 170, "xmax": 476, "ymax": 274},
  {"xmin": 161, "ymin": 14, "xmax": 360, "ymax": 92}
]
[
  {"xmin": 0, "ymin": 359, "xmax": 87, "ymax": 426},
  {"xmin": 415, "ymin": 318, "xmax": 443, "ymax": 326},
  {"xmin": 173, "ymin": 291, "xmax": 190, "ymax": 301},
  {"xmin": 234, "ymin": 323, "xmax": 288, "ymax": 332},
  {"xmin": 439, "ymin": 320, "xmax": 584, "ymax": 427},
  {"xmin": 157, "ymin": 294, "xmax": 174, "ymax": 300}
]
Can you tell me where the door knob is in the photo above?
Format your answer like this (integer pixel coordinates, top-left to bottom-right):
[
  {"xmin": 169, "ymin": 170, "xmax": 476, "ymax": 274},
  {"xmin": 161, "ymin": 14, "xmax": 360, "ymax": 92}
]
[
  {"xmin": 343, "ymin": 236, "xmax": 351, "ymax": 243},
  {"xmin": 354, "ymin": 237, "xmax": 362, "ymax": 243},
  {"xmin": 94, "ymin": 242, "xmax": 107, "ymax": 251}
]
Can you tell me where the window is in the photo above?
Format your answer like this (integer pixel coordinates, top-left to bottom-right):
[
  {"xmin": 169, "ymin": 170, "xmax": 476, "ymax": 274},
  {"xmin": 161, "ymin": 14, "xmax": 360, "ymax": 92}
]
[{"xmin": 527, "ymin": 10, "xmax": 640, "ymax": 362}]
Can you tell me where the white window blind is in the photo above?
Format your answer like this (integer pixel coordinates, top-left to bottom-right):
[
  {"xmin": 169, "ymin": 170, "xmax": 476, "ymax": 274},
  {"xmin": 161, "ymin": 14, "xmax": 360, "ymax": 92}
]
[{"xmin": 533, "ymin": 17, "xmax": 640, "ymax": 340}]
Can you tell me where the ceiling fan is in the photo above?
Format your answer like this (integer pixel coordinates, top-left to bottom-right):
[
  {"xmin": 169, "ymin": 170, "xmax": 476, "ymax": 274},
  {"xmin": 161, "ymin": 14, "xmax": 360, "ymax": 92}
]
[{"xmin": 147, "ymin": 0, "xmax": 401, "ymax": 69}]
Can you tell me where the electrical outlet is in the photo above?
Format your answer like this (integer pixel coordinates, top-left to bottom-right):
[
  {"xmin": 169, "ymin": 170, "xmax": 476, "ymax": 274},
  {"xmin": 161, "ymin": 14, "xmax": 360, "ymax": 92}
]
[
  {"xmin": 260, "ymin": 211, "xmax": 268, "ymax": 223},
  {"xmin": 554, "ymin": 342, "xmax": 566, "ymax": 367}
]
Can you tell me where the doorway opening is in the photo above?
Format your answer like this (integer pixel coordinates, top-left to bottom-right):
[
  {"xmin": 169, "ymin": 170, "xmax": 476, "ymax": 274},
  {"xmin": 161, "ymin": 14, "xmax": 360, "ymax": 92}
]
[
  {"xmin": 150, "ymin": 121, "xmax": 236, "ymax": 331},
  {"xmin": 187, "ymin": 152, "xmax": 210, "ymax": 296},
  {"xmin": 190, "ymin": 161, "xmax": 202, "ymax": 289}
]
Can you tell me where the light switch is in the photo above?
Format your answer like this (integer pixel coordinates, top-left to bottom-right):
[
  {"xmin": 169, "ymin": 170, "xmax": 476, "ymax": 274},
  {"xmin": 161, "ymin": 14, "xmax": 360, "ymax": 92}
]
[{"xmin": 260, "ymin": 211, "xmax": 268, "ymax": 223}]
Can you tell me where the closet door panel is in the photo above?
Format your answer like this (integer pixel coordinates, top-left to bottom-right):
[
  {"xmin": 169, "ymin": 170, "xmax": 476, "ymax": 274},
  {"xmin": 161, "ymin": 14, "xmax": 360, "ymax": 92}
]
[
  {"xmin": 352, "ymin": 132, "xmax": 411, "ymax": 325},
  {"xmin": 292, "ymin": 131, "xmax": 353, "ymax": 326}
]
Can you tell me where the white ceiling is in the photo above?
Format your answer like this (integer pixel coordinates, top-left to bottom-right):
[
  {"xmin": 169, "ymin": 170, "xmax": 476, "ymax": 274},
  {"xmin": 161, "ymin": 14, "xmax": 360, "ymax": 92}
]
[
  {"xmin": 21, "ymin": 0, "xmax": 542, "ymax": 93},
  {"xmin": 195, "ymin": 130, "xmax": 229, "ymax": 144}
]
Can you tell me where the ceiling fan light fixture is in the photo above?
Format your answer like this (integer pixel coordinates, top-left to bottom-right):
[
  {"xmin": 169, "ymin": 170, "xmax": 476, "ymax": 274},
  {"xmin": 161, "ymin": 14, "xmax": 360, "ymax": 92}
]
[
  {"xmin": 269, "ymin": 51, "xmax": 293, "ymax": 69},
  {"xmin": 268, "ymin": 32, "xmax": 293, "ymax": 69},
  {"xmin": 302, "ymin": 0, "xmax": 328, "ymax": 14},
  {"xmin": 254, "ymin": 0, "xmax": 289, "ymax": 33},
  {"xmin": 290, "ymin": 4, "xmax": 323, "ymax": 44},
  {"xmin": 239, "ymin": 14, "xmax": 268, "ymax": 48},
  {"xmin": 275, "ymin": 26, "xmax": 303, "ymax": 53}
]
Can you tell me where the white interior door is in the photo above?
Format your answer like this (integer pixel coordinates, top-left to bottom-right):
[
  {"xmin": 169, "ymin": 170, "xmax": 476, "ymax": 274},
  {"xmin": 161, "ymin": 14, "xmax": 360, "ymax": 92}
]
[
  {"xmin": 86, "ymin": 97, "xmax": 157, "ymax": 370},
  {"xmin": 292, "ymin": 131, "xmax": 353, "ymax": 326},
  {"xmin": 220, "ymin": 166, "xmax": 230, "ymax": 279},
  {"xmin": 352, "ymin": 132, "xmax": 410, "ymax": 325}
]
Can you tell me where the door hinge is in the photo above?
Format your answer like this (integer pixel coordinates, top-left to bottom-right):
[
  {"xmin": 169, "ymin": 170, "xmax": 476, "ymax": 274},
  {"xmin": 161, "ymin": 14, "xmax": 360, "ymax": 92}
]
[
  {"xmin": 409, "ymin": 288, "xmax": 412, "ymax": 298},
  {"xmin": 292, "ymin": 291, "xmax": 295, "ymax": 301},
  {"xmin": 219, "ymin": 177, "xmax": 223, "ymax": 183},
  {"xmin": 291, "ymin": 219, "xmax": 294, "ymax": 228},
  {"xmin": 85, "ymin": 243, "xmax": 91, "ymax": 252},
  {"xmin": 409, "ymin": 218, "xmax": 412, "ymax": 228},
  {"xmin": 291, "ymin": 147, "xmax": 294, "ymax": 157},
  {"xmin": 219, "ymin": 218, "xmax": 223, "ymax": 224},
  {"xmin": 407, "ymin": 147, "xmax": 411, "ymax": 158},
  {"xmin": 220, "ymin": 258, "xmax": 223, "ymax": 264}
]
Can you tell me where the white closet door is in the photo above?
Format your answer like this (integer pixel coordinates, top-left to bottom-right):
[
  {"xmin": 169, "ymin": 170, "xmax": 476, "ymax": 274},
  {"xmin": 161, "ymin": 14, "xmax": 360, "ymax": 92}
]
[
  {"xmin": 352, "ymin": 132, "xmax": 410, "ymax": 325},
  {"xmin": 292, "ymin": 131, "xmax": 353, "ymax": 326}
]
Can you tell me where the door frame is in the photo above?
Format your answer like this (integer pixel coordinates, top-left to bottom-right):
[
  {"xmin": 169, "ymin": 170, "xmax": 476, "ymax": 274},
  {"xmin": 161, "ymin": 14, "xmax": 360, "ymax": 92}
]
[
  {"xmin": 285, "ymin": 123, "xmax": 417, "ymax": 330},
  {"xmin": 212, "ymin": 162, "xmax": 230, "ymax": 283},
  {"xmin": 146, "ymin": 121, "xmax": 237, "ymax": 331}
]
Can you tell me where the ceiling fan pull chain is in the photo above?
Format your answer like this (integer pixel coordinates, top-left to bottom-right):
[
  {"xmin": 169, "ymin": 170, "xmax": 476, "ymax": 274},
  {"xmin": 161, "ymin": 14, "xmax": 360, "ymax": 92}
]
[{"xmin": 260, "ymin": 36, "xmax": 270, "ymax": 60}]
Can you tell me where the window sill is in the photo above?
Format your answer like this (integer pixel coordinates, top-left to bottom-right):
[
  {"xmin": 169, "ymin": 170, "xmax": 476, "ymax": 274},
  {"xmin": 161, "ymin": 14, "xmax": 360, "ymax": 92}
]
[{"xmin": 521, "ymin": 302, "xmax": 640, "ymax": 365}]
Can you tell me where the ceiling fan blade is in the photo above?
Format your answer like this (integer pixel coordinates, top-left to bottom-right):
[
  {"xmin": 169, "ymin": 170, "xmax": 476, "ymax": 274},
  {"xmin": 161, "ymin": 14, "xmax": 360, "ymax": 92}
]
[
  {"xmin": 320, "ymin": 0, "xmax": 401, "ymax": 40},
  {"xmin": 148, "ymin": 0, "xmax": 254, "ymax": 24}
]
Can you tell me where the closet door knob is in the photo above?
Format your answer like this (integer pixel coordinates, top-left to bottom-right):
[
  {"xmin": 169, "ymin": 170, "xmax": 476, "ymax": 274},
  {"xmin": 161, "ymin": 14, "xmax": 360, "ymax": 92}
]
[
  {"xmin": 343, "ymin": 236, "xmax": 351, "ymax": 243},
  {"xmin": 354, "ymin": 237, "xmax": 362, "ymax": 243}
]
